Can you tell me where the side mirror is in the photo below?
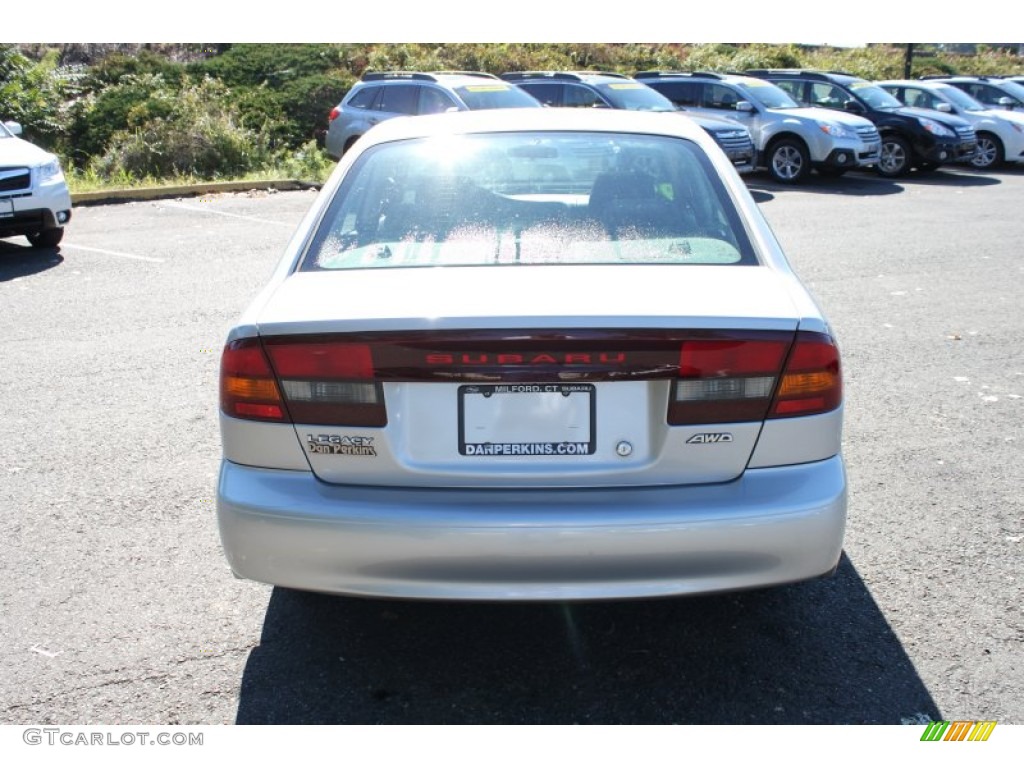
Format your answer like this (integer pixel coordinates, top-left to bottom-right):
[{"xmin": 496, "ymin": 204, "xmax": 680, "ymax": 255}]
[
  {"xmin": 997, "ymin": 96, "xmax": 1015, "ymax": 108},
  {"xmin": 844, "ymin": 99, "xmax": 866, "ymax": 114},
  {"xmin": 935, "ymin": 102, "xmax": 952, "ymax": 113},
  {"xmin": 3, "ymin": 120, "xmax": 23, "ymax": 135},
  {"xmin": 735, "ymin": 101, "xmax": 755, "ymax": 113}
]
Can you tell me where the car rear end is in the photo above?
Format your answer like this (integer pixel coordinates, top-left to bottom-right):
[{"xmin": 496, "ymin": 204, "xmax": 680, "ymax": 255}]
[{"xmin": 217, "ymin": 110, "xmax": 846, "ymax": 600}]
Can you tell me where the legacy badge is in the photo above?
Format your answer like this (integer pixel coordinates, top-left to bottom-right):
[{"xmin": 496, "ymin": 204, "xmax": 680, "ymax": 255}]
[{"xmin": 306, "ymin": 434, "xmax": 377, "ymax": 456}]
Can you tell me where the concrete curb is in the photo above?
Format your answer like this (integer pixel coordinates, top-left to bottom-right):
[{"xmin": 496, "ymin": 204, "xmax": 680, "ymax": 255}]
[{"xmin": 71, "ymin": 179, "xmax": 321, "ymax": 206}]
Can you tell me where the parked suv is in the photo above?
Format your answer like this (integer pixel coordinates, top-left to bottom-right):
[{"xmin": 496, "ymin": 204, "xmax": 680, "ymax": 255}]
[
  {"xmin": 746, "ymin": 69, "xmax": 976, "ymax": 177},
  {"xmin": 325, "ymin": 72, "xmax": 541, "ymax": 158},
  {"xmin": 877, "ymin": 80, "xmax": 1024, "ymax": 169},
  {"xmin": 500, "ymin": 71, "xmax": 756, "ymax": 173},
  {"xmin": 0, "ymin": 120, "xmax": 71, "ymax": 248},
  {"xmin": 922, "ymin": 75, "xmax": 1024, "ymax": 112},
  {"xmin": 635, "ymin": 71, "xmax": 881, "ymax": 183}
]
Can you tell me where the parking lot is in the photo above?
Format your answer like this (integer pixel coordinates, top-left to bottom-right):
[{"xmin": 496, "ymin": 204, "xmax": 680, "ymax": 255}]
[{"xmin": 1, "ymin": 166, "xmax": 1021, "ymax": 725}]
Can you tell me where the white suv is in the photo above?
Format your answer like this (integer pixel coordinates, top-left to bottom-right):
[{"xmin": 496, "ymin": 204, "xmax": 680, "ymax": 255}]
[
  {"xmin": 0, "ymin": 120, "xmax": 71, "ymax": 248},
  {"xmin": 636, "ymin": 71, "xmax": 882, "ymax": 183},
  {"xmin": 877, "ymin": 80, "xmax": 1024, "ymax": 169}
]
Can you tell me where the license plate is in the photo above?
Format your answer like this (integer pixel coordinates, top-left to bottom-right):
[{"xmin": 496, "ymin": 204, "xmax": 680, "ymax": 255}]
[
  {"xmin": 0, "ymin": 199, "xmax": 12, "ymax": 219},
  {"xmin": 458, "ymin": 383, "xmax": 596, "ymax": 456}
]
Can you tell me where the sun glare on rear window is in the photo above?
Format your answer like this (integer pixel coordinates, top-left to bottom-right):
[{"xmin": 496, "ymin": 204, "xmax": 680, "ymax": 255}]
[{"xmin": 302, "ymin": 132, "xmax": 756, "ymax": 271}]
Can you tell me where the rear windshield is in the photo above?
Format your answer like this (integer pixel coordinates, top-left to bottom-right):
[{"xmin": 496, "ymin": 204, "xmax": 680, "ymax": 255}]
[
  {"xmin": 302, "ymin": 131, "xmax": 757, "ymax": 271},
  {"xmin": 453, "ymin": 83, "xmax": 540, "ymax": 110}
]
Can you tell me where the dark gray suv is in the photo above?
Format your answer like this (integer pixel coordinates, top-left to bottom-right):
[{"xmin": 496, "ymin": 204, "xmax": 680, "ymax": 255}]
[{"xmin": 325, "ymin": 71, "xmax": 541, "ymax": 158}]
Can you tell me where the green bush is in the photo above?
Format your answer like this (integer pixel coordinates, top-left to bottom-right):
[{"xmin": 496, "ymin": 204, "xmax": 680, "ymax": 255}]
[
  {"xmin": 93, "ymin": 77, "xmax": 272, "ymax": 179},
  {"xmin": 190, "ymin": 44, "xmax": 351, "ymax": 148},
  {"xmin": 8, "ymin": 42, "xmax": 1024, "ymax": 187},
  {"xmin": 0, "ymin": 45, "xmax": 73, "ymax": 148}
]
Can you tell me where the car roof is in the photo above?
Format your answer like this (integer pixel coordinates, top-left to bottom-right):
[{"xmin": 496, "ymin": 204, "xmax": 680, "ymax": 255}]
[
  {"xmin": 634, "ymin": 71, "xmax": 772, "ymax": 86},
  {"xmin": 350, "ymin": 106, "xmax": 713, "ymax": 148},
  {"xmin": 744, "ymin": 69, "xmax": 862, "ymax": 85},
  {"xmin": 501, "ymin": 71, "xmax": 633, "ymax": 85},
  {"xmin": 923, "ymin": 75, "xmax": 1012, "ymax": 83},
  {"xmin": 359, "ymin": 71, "xmax": 503, "ymax": 87},
  {"xmin": 877, "ymin": 80, "xmax": 953, "ymax": 91}
]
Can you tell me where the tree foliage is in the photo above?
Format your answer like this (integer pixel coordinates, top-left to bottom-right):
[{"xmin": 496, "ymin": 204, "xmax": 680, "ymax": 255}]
[{"xmin": 5, "ymin": 43, "xmax": 1023, "ymax": 184}]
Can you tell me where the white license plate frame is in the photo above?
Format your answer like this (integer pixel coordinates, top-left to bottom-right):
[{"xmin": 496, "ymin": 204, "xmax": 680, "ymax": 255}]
[{"xmin": 458, "ymin": 383, "xmax": 596, "ymax": 457}]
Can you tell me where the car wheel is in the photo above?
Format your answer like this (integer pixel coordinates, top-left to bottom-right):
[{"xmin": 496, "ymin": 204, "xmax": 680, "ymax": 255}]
[
  {"xmin": 342, "ymin": 136, "xmax": 361, "ymax": 155},
  {"xmin": 767, "ymin": 138, "xmax": 811, "ymax": 183},
  {"xmin": 971, "ymin": 132, "xmax": 1004, "ymax": 170},
  {"xmin": 877, "ymin": 136, "xmax": 912, "ymax": 177},
  {"xmin": 27, "ymin": 228, "xmax": 64, "ymax": 248}
]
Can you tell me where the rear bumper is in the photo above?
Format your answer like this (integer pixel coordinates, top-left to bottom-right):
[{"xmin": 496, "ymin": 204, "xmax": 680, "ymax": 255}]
[{"xmin": 217, "ymin": 455, "xmax": 847, "ymax": 600}]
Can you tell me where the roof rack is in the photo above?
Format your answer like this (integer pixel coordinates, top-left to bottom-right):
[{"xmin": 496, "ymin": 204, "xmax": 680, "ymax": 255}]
[
  {"xmin": 360, "ymin": 71, "xmax": 500, "ymax": 83},
  {"xmin": 430, "ymin": 71, "xmax": 500, "ymax": 80},
  {"xmin": 361, "ymin": 71, "xmax": 439, "ymax": 82},
  {"xmin": 917, "ymin": 75, "xmax": 976, "ymax": 81},
  {"xmin": 745, "ymin": 69, "xmax": 834, "ymax": 82},
  {"xmin": 501, "ymin": 71, "xmax": 630, "ymax": 82},
  {"xmin": 634, "ymin": 71, "xmax": 724, "ymax": 80}
]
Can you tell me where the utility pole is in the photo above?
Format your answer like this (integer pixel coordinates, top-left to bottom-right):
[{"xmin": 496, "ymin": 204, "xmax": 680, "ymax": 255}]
[{"xmin": 903, "ymin": 44, "xmax": 914, "ymax": 79}]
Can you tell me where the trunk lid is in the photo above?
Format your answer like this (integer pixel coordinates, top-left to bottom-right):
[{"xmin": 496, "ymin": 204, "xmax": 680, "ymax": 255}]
[{"xmin": 253, "ymin": 265, "xmax": 805, "ymax": 488}]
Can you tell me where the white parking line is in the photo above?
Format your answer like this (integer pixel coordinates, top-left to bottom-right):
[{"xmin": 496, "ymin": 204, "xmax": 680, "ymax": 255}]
[
  {"xmin": 62, "ymin": 243, "xmax": 164, "ymax": 263},
  {"xmin": 159, "ymin": 201, "xmax": 294, "ymax": 227}
]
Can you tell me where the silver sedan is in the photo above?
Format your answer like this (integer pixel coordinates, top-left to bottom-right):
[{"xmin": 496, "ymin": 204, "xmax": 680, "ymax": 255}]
[{"xmin": 217, "ymin": 108, "xmax": 847, "ymax": 600}]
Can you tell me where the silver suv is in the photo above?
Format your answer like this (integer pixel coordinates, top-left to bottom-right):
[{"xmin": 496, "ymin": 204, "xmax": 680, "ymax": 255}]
[
  {"xmin": 325, "ymin": 71, "xmax": 541, "ymax": 158},
  {"xmin": 636, "ymin": 71, "xmax": 882, "ymax": 183}
]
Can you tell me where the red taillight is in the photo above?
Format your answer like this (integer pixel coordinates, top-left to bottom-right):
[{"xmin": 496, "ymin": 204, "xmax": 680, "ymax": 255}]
[
  {"xmin": 263, "ymin": 338, "xmax": 386, "ymax": 427},
  {"xmin": 670, "ymin": 339, "xmax": 789, "ymax": 425},
  {"xmin": 220, "ymin": 338, "xmax": 287, "ymax": 422},
  {"xmin": 264, "ymin": 342, "xmax": 374, "ymax": 379},
  {"xmin": 768, "ymin": 331, "xmax": 842, "ymax": 418},
  {"xmin": 328, "ymin": 107, "xmax": 340, "ymax": 122},
  {"xmin": 221, "ymin": 337, "xmax": 386, "ymax": 427},
  {"xmin": 668, "ymin": 332, "xmax": 841, "ymax": 425}
]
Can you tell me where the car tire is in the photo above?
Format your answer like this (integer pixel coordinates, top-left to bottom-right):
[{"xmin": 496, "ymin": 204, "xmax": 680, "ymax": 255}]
[
  {"xmin": 766, "ymin": 138, "xmax": 811, "ymax": 183},
  {"xmin": 877, "ymin": 135, "xmax": 912, "ymax": 177},
  {"xmin": 27, "ymin": 228, "xmax": 64, "ymax": 248},
  {"xmin": 342, "ymin": 136, "xmax": 361, "ymax": 156},
  {"xmin": 971, "ymin": 132, "xmax": 1004, "ymax": 170}
]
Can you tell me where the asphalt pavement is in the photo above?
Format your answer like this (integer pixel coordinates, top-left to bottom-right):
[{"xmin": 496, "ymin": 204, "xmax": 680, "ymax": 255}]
[{"xmin": 0, "ymin": 169, "xmax": 1020, "ymax": 724}]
